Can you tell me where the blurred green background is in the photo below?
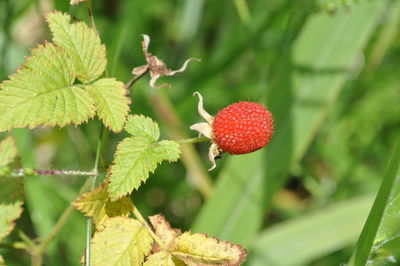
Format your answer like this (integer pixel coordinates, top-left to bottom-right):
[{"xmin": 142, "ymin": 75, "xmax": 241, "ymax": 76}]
[{"xmin": 1, "ymin": 0, "xmax": 400, "ymax": 265}]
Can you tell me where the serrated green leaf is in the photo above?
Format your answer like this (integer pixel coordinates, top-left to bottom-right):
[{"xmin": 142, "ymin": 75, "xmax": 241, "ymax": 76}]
[
  {"xmin": 171, "ymin": 232, "xmax": 247, "ymax": 266},
  {"xmin": 125, "ymin": 115, "xmax": 160, "ymax": 141},
  {"xmin": 0, "ymin": 177, "xmax": 24, "ymax": 240},
  {"xmin": 73, "ymin": 183, "xmax": 133, "ymax": 230},
  {"xmin": 0, "ymin": 136, "xmax": 17, "ymax": 167},
  {"xmin": 144, "ymin": 252, "xmax": 175, "ymax": 266},
  {"xmin": 108, "ymin": 137, "xmax": 180, "ymax": 200},
  {"xmin": 46, "ymin": 12, "xmax": 107, "ymax": 83},
  {"xmin": 91, "ymin": 217, "xmax": 153, "ymax": 266},
  {"xmin": 86, "ymin": 78, "xmax": 130, "ymax": 132},
  {"xmin": 0, "ymin": 43, "xmax": 96, "ymax": 132}
]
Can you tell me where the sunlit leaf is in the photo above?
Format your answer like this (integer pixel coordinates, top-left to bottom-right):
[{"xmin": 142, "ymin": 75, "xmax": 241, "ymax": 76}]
[
  {"xmin": 73, "ymin": 183, "xmax": 133, "ymax": 230},
  {"xmin": 0, "ymin": 43, "xmax": 96, "ymax": 132},
  {"xmin": 0, "ymin": 177, "xmax": 24, "ymax": 240},
  {"xmin": 144, "ymin": 252, "xmax": 175, "ymax": 266},
  {"xmin": 124, "ymin": 115, "xmax": 160, "ymax": 141},
  {"xmin": 108, "ymin": 116, "xmax": 181, "ymax": 200},
  {"xmin": 172, "ymin": 232, "xmax": 247, "ymax": 266},
  {"xmin": 86, "ymin": 78, "xmax": 130, "ymax": 132},
  {"xmin": 91, "ymin": 217, "xmax": 153, "ymax": 266},
  {"xmin": 46, "ymin": 12, "xmax": 107, "ymax": 83},
  {"xmin": 0, "ymin": 136, "xmax": 17, "ymax": 167}
]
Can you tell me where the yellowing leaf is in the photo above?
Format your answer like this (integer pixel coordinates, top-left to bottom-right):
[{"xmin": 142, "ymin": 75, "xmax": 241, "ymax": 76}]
[
  {"xmin": 46, "ymin": 12, "xmax": 106, "ymax": 83},
  {"xmin": 144, "ymin": 252, "xmax": 175, "ymax": 266},
  {"xmin": 73, "ymin": 183, "xmax": 133, "ymax": 230},
  {"xmin": 91, "ymin": 217, "xmax": 153, "ymax": 266},
  {"xmin": 108, "ymin": 136, "xmax": 181, "ymax": 200},
  {"xmin": 0, "ymin": 43, "xmax": 96, "ymax": 132},
  {"xmin": 149, "ymin": 214, "xmax": 181, "ymax": 247},
  {"xmin": 172, "ymin": 232, "xmax": 247, "ymax": 266},
  {"xmin": 0, "ymin": 255, "xmax": 5, "ymax": 266},
  {"xmin": 0, "ymin": 177, "xmax": 23, "ymax": 240},
  {"xmin": 125, "ymin": 115, "xmax": 160, "ymax": 141},
  {"xmin": 86, "ymin": 78, "xmax": 130, "ymax": 132},
  {"xmin": 0, "ymin": 136, "xmax": 17, "ymax": 167}
]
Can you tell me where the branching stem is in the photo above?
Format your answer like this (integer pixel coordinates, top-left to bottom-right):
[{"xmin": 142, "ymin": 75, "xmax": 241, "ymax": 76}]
[
  {"xmin": 125, "ymin": 69, "xmax": 149, "ymax": 90},
  {"xmin": 132, "ymin": 204, "xmax": 167, "ymax": 251}
]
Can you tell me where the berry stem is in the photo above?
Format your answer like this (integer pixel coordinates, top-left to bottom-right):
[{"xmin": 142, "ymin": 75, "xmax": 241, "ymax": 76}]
[{"xmin": 177, "ymin": 136, "xmax": 209, "ymax": 144}]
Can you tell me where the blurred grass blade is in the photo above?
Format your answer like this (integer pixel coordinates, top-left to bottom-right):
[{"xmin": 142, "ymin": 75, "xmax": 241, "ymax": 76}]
[
  {"xmin": 247, "ymin": 194, "xmax": 375, "ymax": 266},
  {"xmin": 350, "ymin": 140, "xmax": 400, "ymax": 266},
  {"xmin": 192, "ymin": 1, "xmax": 387, "ymax": 247}
]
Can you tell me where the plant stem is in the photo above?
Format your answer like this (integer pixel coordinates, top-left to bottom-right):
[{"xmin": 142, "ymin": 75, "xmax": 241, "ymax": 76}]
[
  {"xmin": 177, "ymin": 136, "xmax": 209, "ymax": 144},
  {"xmin": 0, "ymin": 242, "xmax": 28, "ymax": 250},
  {"xmin": 125, "ymin": 69, "xmax": 149, "ymax": 90},
  {"xmin": 85, "ymin": 125, "xmax": 106, "ymax": 266},
  {"xmin": 85, "ymin": 0, "xmax": 97, "ymax": 31},
  {"xmin": 31, "ymin": 177, "xmax": 93, "ymax": 266},
  {"xmin": 131, "ymin": 204, "xmax": 167, "ymax": 250}
]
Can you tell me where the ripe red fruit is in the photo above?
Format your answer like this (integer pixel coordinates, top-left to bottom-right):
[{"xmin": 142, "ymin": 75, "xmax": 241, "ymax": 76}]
[{"xmin": 212, "ymin": 102, "xmax": 274, "ymax": 155}]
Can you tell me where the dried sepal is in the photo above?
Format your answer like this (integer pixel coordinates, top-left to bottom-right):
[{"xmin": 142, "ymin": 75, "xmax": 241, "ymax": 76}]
[
  {"xmin": 193, "ymin": 92, "xmax": 213, "ymax": 123},
  {"xmin": 132, "ymin": 34, "xmax": 200, "ymax": 88},
  {"xmin": 208, "ymin": 143, "xmax": 222, "ymax": 171},
  {"xmin": 190, "ymin": 92, "xmax": 223, "ymax": 171},
  {"xmin": 70, "ymin": 0, "xmax": 86, "ymax": 5},
  {"xmin": 190, "ymin": 122, "xmax": 213, "ymax": 139}
]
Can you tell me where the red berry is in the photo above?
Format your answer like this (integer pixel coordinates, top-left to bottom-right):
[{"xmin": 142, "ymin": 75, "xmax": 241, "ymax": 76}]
[{"xmin": 212, "ymin": 102, "xmax": 274, "ymax": 155}]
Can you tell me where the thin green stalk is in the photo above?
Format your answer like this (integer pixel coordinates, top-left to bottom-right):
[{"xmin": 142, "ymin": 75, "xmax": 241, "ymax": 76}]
[
  {"xmin": 132, "ymin": 204, "xmax": 167, "ymax": 250},
  {"xmin": 31, "ymin": 177, "xmax": 93, "ymax": 266},
  {"xmin": 0, "ymin": 242, "xmax": 27, "ymax": 250},
  {"xmin": 85, "ymin": 0, "xmax": 97, "ymax": 31},
  {"xmin": 177, "ymin": 136, "xmax": 209, "ymax": 144},
  {"xmin": 85, "ymin": 125, "xmax": 106, "ymax": 266}
]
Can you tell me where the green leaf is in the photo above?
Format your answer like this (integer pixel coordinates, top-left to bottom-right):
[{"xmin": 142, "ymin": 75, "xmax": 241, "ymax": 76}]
[
  {"xmin": 144, "ymin": 252, "xmax": 175, "ymax": 266},
  {"xmin": 46, "ymin": 12, "xmax": 107, "ymax": 83},
  {"xmin": 0, "ymin": 136, "xmax": 17, "ymax": 167},
  {"xmin": 350, "ymin": 140, "xmax": 400, "ymax": 266},
  {"xmin": 0, "ymin": 43, "xmax": 96, "ymax": 132},
  {"xmin": 0, "ymin": 177, "xmax": 24, "ymax": 240},
  {"xmin": 91, "ymin": 217, "xmax": 153, "ymax": 266},
  {"xmin": 124, "ymin": 115, "xmax": 160, "ymax": 141},
  {"xmin": 247, "ymin": 194, "xmax": 375, "ymax": 266},
  {"xmin": 73, "ymin": 183, "xmax": 134, "ymax": 230},
  {"xmin": 108, "ymin": 136, "xmax": 181, "ymax": 200},
  {"xmin": 86, "ymin": 78, "xmax": 130, "ymax": 132},
  {"xmin": 192, "ymin": 1, "xmax": 387, "ymax": 247},
  {"xmin": 171, "ymin": 232, "xmax": 247, "ymax": 266}
]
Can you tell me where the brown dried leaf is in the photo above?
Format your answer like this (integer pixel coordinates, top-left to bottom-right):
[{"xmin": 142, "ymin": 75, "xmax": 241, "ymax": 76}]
[
  {"xmin": 132, "ymin": 34, "xmax": 200, "ymax": 88},
  {"xmin": 149, "ymin": 214, "xmax": 181, "ymax": 248}
]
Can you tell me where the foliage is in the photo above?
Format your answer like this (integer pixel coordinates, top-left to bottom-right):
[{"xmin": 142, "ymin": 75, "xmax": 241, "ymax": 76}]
[{"xmin": 0, "ymin": 0, "xmax": 399, "ymax": 265}]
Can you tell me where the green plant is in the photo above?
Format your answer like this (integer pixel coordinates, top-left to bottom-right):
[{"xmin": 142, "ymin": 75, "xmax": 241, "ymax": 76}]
[{"xmin": 0, "ymin": 4, "xmax": 249, "ymax": 266}]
